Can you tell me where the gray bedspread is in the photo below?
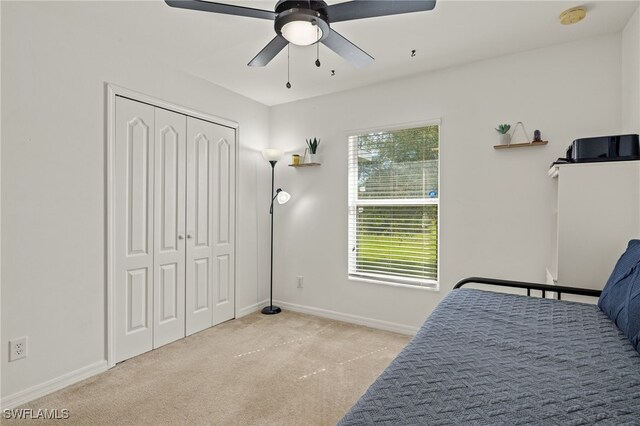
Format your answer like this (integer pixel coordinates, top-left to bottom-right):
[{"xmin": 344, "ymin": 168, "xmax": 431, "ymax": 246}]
[{"xmin": 339, "ymin": 288, "xmax": 640, "ymax": 425}]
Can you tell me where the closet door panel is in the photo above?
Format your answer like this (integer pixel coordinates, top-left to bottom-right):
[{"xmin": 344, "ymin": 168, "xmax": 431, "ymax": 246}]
[
  {"xmin": 115, "ymin": 97, "xmax": 155, "ymax": 363},
  {"xmin": 213, "ymin": 129, "xmax": 236, "ymax": 325},
  {"xmin": 194, "ymin": 258, "xmax": 210, "ymax": 310},
  {"xmin": 186, "ymin": 118, "xmax": 236, "ymax": 334},
  {"xmin": 153, "ymin": 108, "xmax": 187, "ymax": 348},
  {"xmin": 195, "ymin": 136, "xmax": 211, "ymax": 247},
  {"xmin": 185, "ymin": 117, "xmax": 216, "ymax": 335}
]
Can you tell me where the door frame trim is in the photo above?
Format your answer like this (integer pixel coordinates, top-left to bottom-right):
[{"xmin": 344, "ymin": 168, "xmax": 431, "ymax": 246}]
[{"xmin": 106, "ymin": 83, "xmax": 239, "ymax": 368}]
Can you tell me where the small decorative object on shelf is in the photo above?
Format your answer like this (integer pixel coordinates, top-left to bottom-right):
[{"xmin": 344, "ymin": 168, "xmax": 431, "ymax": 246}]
[
  {"xmin": 533, "ymin": 129, "xmax": 542, "ymax": 142},
  {"xmin": 306, "ymin": 137, "xmax": 320, "ymax": 163},
  {"xmin": 495, "ymin": 124, "xmax": 512, "ymax": 145},
  {"xmin": 493, "ymin": 122, "xmax": 548, "ymax": 149},
  {"xmin": 291, "ymin": 154, "xmax": 300, "ymax": 165}
]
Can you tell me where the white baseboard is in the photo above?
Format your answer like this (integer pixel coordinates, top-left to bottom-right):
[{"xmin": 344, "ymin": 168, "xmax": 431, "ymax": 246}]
[
  {"xmin": 236, "ymin": 299, "xmax": 269, "ymax": 318},
  {"xmin": 273, "ymin": 300, "xmax": 418, "ymax": 335},
  {"xmin": 0, "ymin": 360, "xmax": 108, "ymax": 410}
]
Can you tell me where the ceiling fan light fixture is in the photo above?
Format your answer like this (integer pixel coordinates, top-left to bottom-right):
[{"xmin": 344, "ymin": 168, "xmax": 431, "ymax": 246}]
[{"xmin": 281, "ymin": 20, "xmax": 322, "ymax": 46}]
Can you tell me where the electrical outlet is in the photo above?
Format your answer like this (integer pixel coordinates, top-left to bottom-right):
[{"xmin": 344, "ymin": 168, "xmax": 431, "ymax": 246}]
[
  {"xmin": 297, "ymin": 276, "xmax": 304, "ymax": 288},
  {"xmin": 9, "ymin": 337, "xmax": 28, "ymax": 361}
]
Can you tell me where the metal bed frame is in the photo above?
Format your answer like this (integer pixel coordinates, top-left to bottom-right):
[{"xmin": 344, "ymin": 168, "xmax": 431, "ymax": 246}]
[{"xmin": 454, "ymin": 276, "xmax": 602, "ymax": 300}]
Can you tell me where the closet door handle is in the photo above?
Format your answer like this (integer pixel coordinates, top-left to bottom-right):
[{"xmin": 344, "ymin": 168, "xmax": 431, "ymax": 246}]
[
  {"xmin": 178, "ymin": 235, "xmax": 184, "ymax": 240},
  {"xmin": 187, "ymin": 234, "xmax": 192, "ymax": 239}
]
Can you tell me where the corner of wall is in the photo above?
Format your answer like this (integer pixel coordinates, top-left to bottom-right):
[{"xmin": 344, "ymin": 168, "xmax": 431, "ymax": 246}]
[{"xmin": 621, "ymin": 5, "xmax": 640, "ymax": 133}]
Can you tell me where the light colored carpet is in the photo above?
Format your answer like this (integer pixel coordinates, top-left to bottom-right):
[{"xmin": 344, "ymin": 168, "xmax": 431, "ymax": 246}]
[{"xmin": 12, "ymin": 311, "xmax": 411, "ymax": 425}]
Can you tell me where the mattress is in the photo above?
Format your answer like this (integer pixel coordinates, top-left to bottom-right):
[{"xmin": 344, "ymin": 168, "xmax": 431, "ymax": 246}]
[{"xmin": 339, "ymin": 288, "xmax": 640, "ymax": 425}]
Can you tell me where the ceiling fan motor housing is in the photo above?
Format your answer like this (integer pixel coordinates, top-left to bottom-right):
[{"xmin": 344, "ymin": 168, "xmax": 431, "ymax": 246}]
[
  {"xmin": 274, "ymin": 0, "xmax": 330, "ymax": 44},
  {"xmin": 275, "ymin": 0, "xmax": 328, "ymax": 15}
]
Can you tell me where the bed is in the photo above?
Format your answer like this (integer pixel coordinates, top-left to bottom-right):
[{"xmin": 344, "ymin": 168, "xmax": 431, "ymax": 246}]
[{"xmin": 339, "ymin": 277, "xmax": 640, "ymax": 425}]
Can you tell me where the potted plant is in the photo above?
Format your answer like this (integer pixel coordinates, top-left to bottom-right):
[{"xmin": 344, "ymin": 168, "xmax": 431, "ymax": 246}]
[
  {"xmin": 306, "ymin": 137, "xmax": 320, "ymax": 163},
  {"xmin": 495, "ymin": 124, "xmax": 511, "ymax": 145}
]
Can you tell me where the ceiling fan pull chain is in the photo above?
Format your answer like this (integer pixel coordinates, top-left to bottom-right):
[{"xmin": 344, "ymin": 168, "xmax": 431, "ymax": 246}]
[
  {"xmin": 286, "ymin": 44, "xmax": 292, "ymax": 89},
  {"xmin": 315, "ymin": 26, "xmax": 321, "ymax": 67}
]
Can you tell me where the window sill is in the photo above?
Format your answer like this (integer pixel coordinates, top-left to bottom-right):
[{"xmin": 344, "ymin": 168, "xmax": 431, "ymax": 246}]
[{"xmin": 348, "ymin": 275, "xmax": 440, "ymax": 292}]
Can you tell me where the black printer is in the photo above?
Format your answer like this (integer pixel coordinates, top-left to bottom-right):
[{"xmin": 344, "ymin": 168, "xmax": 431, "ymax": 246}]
[{"xmin": 565, "ymin": 134, "xmax": 639, "ymax": 163}]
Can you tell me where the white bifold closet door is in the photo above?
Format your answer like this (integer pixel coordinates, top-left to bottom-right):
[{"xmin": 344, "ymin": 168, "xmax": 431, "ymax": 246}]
[
  {"xmin": 114, "ymin": 96, "xmax": 235, "ymax": 363},
  {"xmin": 153, "ymin": 108, "xmax": 187, "ymax": 348},
  {"xmin": 114, "ymin": 98, "xmax": 156, "ymax": 362},
  {"xmin": 185, "ymin": 117, "xmax": 236, "ymax": 335}
]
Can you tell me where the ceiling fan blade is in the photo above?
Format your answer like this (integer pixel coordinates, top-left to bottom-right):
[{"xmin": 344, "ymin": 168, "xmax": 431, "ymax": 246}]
[
  {"xmin": 248, "ymin": 35, "xmax": 289, "ymax": 67},
  {"xmin": 164, "ymin": 0, "xmax": 276, "ymax": 20},
  {"xmin": 327, "ymin": 0, "xmax": 436, "ymax": 23},
  {"xmin": 321, "ymin": 29, "xmax": 373, "ymax": 68}
]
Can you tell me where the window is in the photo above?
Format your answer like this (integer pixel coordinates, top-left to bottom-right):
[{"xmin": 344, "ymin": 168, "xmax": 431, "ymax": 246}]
[{"xmin": 348, "ymin": 123, "xmax": 439, "ymax": 288}]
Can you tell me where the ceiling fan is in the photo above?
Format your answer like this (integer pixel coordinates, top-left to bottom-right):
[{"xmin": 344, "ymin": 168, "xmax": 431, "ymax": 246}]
[{"xmin": 164, "ymin": 0, "xmax": 437, "ymax": 68}]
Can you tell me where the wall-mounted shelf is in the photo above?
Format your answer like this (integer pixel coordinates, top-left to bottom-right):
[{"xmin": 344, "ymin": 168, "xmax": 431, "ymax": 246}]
[
  {"xmin": 289, "ymin": 163, "xmax": 321, "ymax": 168},
  {"xmin": 494, "ymin": 141, "xmax": 548, "ymax": 150}
]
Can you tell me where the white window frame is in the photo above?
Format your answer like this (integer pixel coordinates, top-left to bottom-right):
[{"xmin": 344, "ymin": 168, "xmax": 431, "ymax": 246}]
[{"xmin": 347, "ymin": 120, "xmax": 440, "ymax": 290}]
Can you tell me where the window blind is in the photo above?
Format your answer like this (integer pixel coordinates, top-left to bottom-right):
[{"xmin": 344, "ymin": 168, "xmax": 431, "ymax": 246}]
[{"xmin": 348, "ymin": 125, "xmax": 439, "ymax": 287}]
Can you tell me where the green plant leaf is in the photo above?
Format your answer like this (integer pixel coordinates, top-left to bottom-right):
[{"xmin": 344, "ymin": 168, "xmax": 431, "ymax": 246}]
[{"xmin": 306, "ymin": 137, "xmax": 320, "ymax": 153}]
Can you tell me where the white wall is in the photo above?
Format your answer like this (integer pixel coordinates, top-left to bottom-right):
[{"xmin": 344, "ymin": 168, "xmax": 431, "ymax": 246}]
[
  {"xmin": 1, "ymin": 2, "xmax": 270, "ymax": 401},
  {"xmin": 269, "ymin": 34, "xmax": 622, "ymax": 330},
  {"xmin": 622, "ymin": 5, "xmax": 640, "ymax": 133}
]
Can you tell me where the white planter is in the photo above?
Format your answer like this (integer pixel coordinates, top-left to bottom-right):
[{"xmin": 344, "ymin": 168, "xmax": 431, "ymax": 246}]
[
  {"xmin": 307, "ymin": 153, "xmax": 318, "ymax": 163},
  {"xmin": 499, "ymin": 133, "xmax": 511, "ymax": 145}
]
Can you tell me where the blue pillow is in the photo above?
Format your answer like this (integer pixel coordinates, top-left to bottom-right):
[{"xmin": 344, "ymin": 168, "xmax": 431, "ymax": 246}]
[{"xmin": 598, "ymin": 239, "xmax": 640, "ymax": 353}]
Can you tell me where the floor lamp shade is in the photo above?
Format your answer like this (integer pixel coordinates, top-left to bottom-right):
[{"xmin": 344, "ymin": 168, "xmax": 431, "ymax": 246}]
[
  {"xmin": 276, "ymin": 190, "xmax": 291, "ymax": 204},
  {"xmin": 262, "ymin": 148, "xmax": 283, "ymax": 162}
]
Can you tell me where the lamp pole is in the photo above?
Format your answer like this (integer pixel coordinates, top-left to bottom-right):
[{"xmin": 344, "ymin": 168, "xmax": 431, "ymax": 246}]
[{"xmin": 262, "ymin": 160, "xmax": 281, "ymax": 315}]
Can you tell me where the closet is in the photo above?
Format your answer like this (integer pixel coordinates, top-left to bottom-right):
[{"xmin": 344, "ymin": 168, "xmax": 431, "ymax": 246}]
[{"xmin": 113, "ymin": 96, "xmax": 235, "ymax": 363}]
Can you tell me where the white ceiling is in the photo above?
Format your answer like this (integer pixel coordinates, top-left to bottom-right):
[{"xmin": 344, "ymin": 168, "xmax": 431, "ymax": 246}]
[{"xmin": 147, "ymin": 0, "xmax": 639, "ymax": 105}]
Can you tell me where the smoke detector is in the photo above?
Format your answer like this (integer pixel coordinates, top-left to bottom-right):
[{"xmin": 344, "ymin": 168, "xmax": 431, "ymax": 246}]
[{"xmin": 559, "ymin": 7, "xmax": 587, "ymax": 25}]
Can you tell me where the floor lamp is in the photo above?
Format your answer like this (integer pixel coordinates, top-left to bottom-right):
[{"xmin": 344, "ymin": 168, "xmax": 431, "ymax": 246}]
[{"xmin": 262, "ymin": 149, "xmax": 290, "ymax": 315}]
